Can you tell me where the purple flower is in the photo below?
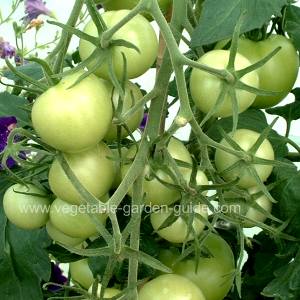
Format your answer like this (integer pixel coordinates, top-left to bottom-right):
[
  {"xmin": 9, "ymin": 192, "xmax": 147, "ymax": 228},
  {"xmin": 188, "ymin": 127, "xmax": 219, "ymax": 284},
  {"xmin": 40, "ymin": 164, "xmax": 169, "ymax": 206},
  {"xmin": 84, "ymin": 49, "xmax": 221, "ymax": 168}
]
[
  {"xmin": 24, "ymin": 0, "xmax": 52, "ymax": 23},
  {"xmin": 139, "ymin": 113, "xmax": 148, "ymax": 131},
  {"xmin": 0, "ymin": 116, "xmax": 17, "ymax": 168},
  {"xmin": 0, "ymin": 38, "xmax": 16, "ymax": 59},
  {"xmin": 47, "ymin": 263, "xmax": 68, "ymax": 292}
]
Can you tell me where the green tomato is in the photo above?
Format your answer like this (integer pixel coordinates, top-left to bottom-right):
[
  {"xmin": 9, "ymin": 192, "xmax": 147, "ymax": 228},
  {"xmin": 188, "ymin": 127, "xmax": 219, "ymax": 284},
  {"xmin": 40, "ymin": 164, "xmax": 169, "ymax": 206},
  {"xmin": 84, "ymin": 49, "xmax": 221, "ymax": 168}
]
[
  {"xmin": 237, "ymin": 35, "xmax": 299, "ymax": 108},
  {"xmin": 174, "ymin": 233, "xmax": 235, "ymax": 300},
  {"xmin": 121, "ymin": 137, "xmax": 192, "ymax": 206},
  {"xmin": 3, "ymin": 184, "xmax": 50, "ymax": 230},
  {"xmin": 87, "ymin": 284, "xmax": 121, "ymax": 298},
  {"xmin": 48, "ymin": 142, "xmax": 114, "ymax": 205},
  {"xmin": 138, "ymin": 274, "xmax": 206, "ymax": 300},
  {"xmin": 224, "ymin": 186, "xmax": 272, "ymax": 228},
  {"xmin": 190, "ymin": 49, "xmax": 259, "ymax": 117},
  {"xmin": 46, "ymin": 221, "xmax": 85, "ymax": 246},
  {"xmin": 31, "ymin": 72, "xmax": 112, "ymax": 153},
  {"xmin": 70, "ymin": 259, "xmax": 94, "ymax": 289},
  {"xmin": 215, "ymin": 129, "xmax": 275, "ymax": 188},
  {"xmin": 100, "ymin": 0, "xmax": 172, "ymax": 20},
  {"xmin": 79, "ymin": 10, "xmax": 158, "ymax": 80},
  {"xmin": 49, "ymin": 198, "xmax": 107, "ymax": 238},
  {"xmin": 104, "ymin": 81, "xmax": 144, "ymax": 141},
  {"xmin": 150, "ymin": 204, "xmax": 208, "ymax": 243}
]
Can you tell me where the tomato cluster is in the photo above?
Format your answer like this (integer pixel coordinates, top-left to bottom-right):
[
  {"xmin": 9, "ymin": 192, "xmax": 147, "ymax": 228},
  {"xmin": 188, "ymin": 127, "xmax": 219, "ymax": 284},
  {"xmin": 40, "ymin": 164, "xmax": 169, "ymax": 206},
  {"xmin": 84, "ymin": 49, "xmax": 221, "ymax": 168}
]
[{"xmin": 2, "ymin": 1, "xmax": 299, "ymax": 300}]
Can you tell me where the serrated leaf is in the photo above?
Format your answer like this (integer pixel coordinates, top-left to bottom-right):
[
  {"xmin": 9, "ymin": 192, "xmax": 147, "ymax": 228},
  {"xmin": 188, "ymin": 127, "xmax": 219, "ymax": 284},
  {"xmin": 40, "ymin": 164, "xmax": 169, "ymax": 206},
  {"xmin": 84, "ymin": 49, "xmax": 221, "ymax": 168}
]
[
  {"xmin": 285, "ymin": 5, "xmax": 300, "ymax": 53},
  {"xmin": 2, "ymin": 63, "xmax": 44, "ymax": 81},
  {"xmin": 191, "ymin": 0, "xmax": 287, "ymax": 47},
  {"xmin": 0, "ymin": 92, "xmax": 30, "ymax": 127},
  {"xmin": 266, "ymin": 88, "xmax": 300, "ymax": 121},
  {"xmin": 0, "ymin": 200, "xmax": 52, "ymax": 300},
  {"xmin": 206, "ymin": 109, "xmax": 288, "ymax": 158}
]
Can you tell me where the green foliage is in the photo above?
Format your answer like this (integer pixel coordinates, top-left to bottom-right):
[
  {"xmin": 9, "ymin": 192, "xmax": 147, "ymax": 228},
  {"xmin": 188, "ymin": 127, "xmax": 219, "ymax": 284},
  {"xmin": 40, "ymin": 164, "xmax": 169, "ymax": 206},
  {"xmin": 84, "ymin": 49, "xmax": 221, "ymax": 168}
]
[
  {"xmin": 285, "ymin": 5, "xmax": 300, "ymax": 53},
  {"xmin": 191, "ymin": 0, "xmax": 287, "ymax": 47},
  {"xmin": 3, "ymin": 63, "xmax": 44, "ymax": 82}
]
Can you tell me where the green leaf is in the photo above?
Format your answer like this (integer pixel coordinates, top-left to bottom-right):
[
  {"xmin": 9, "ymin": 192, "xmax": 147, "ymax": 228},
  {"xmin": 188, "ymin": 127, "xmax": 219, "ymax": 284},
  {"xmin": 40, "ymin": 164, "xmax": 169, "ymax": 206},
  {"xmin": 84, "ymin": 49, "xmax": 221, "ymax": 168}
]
[
  {"xmin": 0, "ymin": 200, "xmax": 51, "ymax": 300},
  {"xmin": 0, "ymin": 92, "xmax": 30, "ymax": 127},
  {"xmin": 2, "ymin": 63, "xmax": 44, "ymax": 81},
  {"xmin": 266, "ymin": 88, "xmax": 300, "ymax": 121},
  {"xmin": 285, "ymin": 5, "xmax": 300, "ymax": 53},
  {"xmin": 206, "ymin": 109, "xmax": 288, "ymax": 158},
  {"xmin": 191, "ymin": 0, "xmax": 287, "ymax": 47}
]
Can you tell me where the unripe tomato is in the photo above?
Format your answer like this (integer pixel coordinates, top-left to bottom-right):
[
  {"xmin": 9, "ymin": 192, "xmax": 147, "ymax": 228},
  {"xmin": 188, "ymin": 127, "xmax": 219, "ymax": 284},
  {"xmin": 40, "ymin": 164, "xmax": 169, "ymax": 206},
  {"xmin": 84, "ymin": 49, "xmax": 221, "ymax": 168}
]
[
  {"xmin": 70, "ymin": 259, "xmax": 94, "ymax": 289},
  {"xmin": 237, "ymin": 35, "xmax": 299, "ymax": 108},
  {"xmin": 104, "ymin": 81, "xmax": 144, "ymax": 141},
  {"xmin": 150, "ymin": 204, "xmax": 208, "ymax": 243},
  {"xmin": 138, "ymin": 274, "xmax": 206, "ymax": 300},
  {"xmin": 190, "ymin": 50, "xmax": 259, "ymax": 117},
  {"xmin": 79, "ymin": 10, "xmax": 158, "ymax": 80},
  {"xmin": 215, "ymin": 129, "xmax": 275, "ymax": 188},
  {"xmin": 48, "ymin": 142, "xmax": 114, "ymax": 205},
  {"xmin": 87, "ymin": 284, "xmax": 121, "ymax": 298},
  {"xmin": 46, "ymin": 221, "xmax": 85, "ymax": 246},
  {"xmin": 49, "ymin": 198, "xmax": 107, "ymax": 238},
  {"xmin": 174, "ymin": 233, "xmax": 235, "ymax": 300},
  {"xmin": 31, "ymin": 72, "xmax": 112, "ymax": 153},
  {"xmin": 3, "ymin": 184, "xmax": 51, "ymax": 230}
]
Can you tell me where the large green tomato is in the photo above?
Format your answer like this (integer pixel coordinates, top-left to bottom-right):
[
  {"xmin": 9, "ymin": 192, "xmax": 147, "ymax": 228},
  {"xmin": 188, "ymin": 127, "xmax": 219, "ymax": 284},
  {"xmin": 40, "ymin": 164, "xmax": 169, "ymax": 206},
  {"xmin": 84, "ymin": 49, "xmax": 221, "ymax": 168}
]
[
  {"xmin": 121, "ymin": 138, "xmax": 193, "ymax": 206},
  {"xmin": 138, "ymin": 274, "xmax": 206, "ymax": 300},
  {"xmin": 3, "ymin": 184, "xmax": 51, "ymax": 230},
  {"xmin": 215, "ymin": 129, "xmax": 275, "ymax": 188},
  {"xmin": 190, "ymin": 50, "xmax": 259, "ymax": 117},
  {"xmin": 237, "ymin": 35, "xmax": 299, "ymax": 108},
  {"xmin": 150, "ymin": 204, "xmax": 208, "ymax": 243},
  {"xmin": 49, "ymin": 198, "xmax": 107, "ymax": 238},
  {"xmin": 173, "ymin": 233, "xmax": 235, "ymax": 300},
  {"xmin": 46, "ymin": 221, "xmax": 85, "ymax": 246},
  {"xmin": 48, "ymin": 142, "xmax": 114, "ymax": 205},
  {"xmin": 104, "ymin": 81, "xmax": 144, "ymax": 141},
  {"xmin": 100, "ymin": 0, "xmax": 172, "ymax": 19},
  {"xmin": 31, "ymin": 72, "xmax": 112, "ymax": 153},
  {"xmin": 79, "ymin": 10, "xmax": 158, "ymax": 80},
  {"xmin": 70, "ymin": 259, "xmax": 94, "ymax": 289},
  {"xmin": 224, "ymin": 186, "xmax": 272, "ymax": 228}
]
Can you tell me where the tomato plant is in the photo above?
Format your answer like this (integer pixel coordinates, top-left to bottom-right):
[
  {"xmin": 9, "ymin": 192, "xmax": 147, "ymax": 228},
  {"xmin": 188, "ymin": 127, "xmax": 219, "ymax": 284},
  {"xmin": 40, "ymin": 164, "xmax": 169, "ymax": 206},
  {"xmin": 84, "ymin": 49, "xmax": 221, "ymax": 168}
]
[
  {"xmin": 215, "ymin": 129, "xmax": 275, "ymax": 188},
  {"xmin": 79, "ymin": 10, "xmax": 158, "ymax": 80},
  {"xmin": 138, "ymin": 274, "xmax": 206, "ymax": 300},
  {"xmin": 173, "ymin": 233, "xmax": 236, "ymax": 300},
  {"xmin": 190, "ymin": 49, "xmax": 259, "ymax": 117},
  {"xmin": 48, "ymin": 142, "xmax": 114, "ymax": 205},
  {"xmin": 31, "ymin": 71, "xmax": 113, "ymax": 153},
  {"xmin": 3, "ymin": 184, "xmax": 51, "ymax": 230}
]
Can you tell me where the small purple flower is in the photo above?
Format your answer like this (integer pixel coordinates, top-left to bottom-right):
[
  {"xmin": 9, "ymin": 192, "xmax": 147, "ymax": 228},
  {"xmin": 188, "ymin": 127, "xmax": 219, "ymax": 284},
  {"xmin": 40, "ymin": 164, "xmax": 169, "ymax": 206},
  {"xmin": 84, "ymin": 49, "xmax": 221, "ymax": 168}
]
[
  {"xmin": 47, "ymin": 263, "xmax": 68, "ymax": 292},
  {"xmin": 0, "ymin": 38, "xmax": 16, "ymax": 59},
  {"xmin": 24, "ymin": 0, "xmax": 52, "ymax": 23},
  {"xmin": 139, "ymin": 113, "xmax": 148, "ymax": 131},
  {"xmin": 0, "ymin": 116, "xmax": 17, "ymax": 168}
]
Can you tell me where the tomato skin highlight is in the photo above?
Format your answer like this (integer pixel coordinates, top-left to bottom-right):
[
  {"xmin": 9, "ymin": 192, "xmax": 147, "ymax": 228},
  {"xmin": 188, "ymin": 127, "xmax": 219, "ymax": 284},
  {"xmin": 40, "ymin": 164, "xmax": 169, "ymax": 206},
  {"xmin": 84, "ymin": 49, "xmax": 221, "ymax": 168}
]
[
  {"xmin": 31, "ymin": 72, "xmax": 113, "ymax": 153},
  {"xmin": 190, "ymin": 50, "xmax": 259, "ymax": 117},
  {"xmin": 3, "ymin": 184, "xmax": 51, "ymax": 230},
  {"xmin": 138, "ymin": 274, "xmax": 206, "ymax": 300},
  {"xmin": 237, "ymin": 35, "xmax": 299, "ymax": 108},
  {"xmin": 215, "ymin": 129, "xmax": 275, "ymax": 188},
  {"xmin": 48, "ymin": 142, "xmax": 114, "ymax": 205},
  {"xmin": 104, "ymin": 81, "xmax": 144, "ymax": 141},
  {"xmin": 173, "ymin": 233, "xmax": 235, "ymax": 300},
  {"xmin": 79, "ymin": 10, "xmax": 158, "ymax": 80},
  {"xmin": 49, "ymin": 198, "xmax": 107, "ymax": 238}
]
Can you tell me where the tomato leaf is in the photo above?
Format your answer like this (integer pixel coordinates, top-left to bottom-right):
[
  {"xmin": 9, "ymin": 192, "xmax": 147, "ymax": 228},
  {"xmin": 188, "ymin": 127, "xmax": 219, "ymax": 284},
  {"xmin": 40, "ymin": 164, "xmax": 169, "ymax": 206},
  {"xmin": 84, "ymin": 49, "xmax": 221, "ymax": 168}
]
[
  {"xmin": 266, "ymin": 88, "xmax": 300, "ymax": 121},
  {"xmin": 0, "ymin": 197, "xmax": 51, "ymax": 300},
  {"xmin": 0, "ymin": 92, "xmax": 30, "ymax": 127},
  {"xmin": 191, "ymin": 0, "xmax": 287, "ymax": 47},
  {"xmin": 285, "ymin": 5, "xmax": 300, "ymax": 53},
  {"xmin": 2, "ymin": 63, "xmax": 44, "ymax": 81}
]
